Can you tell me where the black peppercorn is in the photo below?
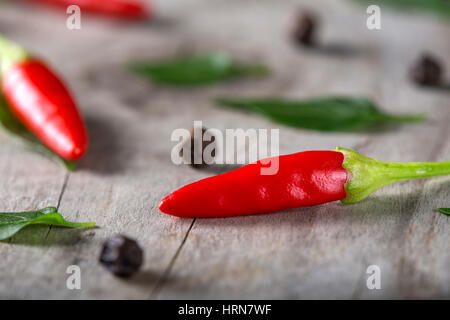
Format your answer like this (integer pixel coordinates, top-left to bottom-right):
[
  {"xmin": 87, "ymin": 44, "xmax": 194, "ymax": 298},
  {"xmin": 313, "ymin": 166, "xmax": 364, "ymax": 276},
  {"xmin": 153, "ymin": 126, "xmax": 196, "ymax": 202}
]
[
  {"xmin": 291, "ymin": 12, "xmax": 317, "ymax": 46},
  {"xmin": 99, "ymin": 235, "xmax": 143, "ymax": 278},
  {"xmin": 410, "ymin": 54, "xmax": 443, "ymax": 86},
  {"xmin": 180, "ymin": 126, "xmax": 216, "ymax": 168}
]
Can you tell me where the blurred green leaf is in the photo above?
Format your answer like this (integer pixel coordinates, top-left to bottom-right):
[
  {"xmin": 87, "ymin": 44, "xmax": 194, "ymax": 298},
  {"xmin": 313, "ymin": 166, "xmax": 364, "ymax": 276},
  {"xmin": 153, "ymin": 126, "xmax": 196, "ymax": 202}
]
[
  {"xmin": 0, "ymin": 206, "xmax": 95, "ymax": 241},
  {"xmin": 438, "ymin": 208, "xmax": 450, "ymax": 216},
  {"xmin": 129, "ymin": 52, "xmax": 270, "ymax": 86},
  {"xmin": 214, "ymin": 96, "xmax": 425, "ymax": 132},
  {"xmin": 351, "ymin": 0, "xmax": 450, "ymax": 20}
]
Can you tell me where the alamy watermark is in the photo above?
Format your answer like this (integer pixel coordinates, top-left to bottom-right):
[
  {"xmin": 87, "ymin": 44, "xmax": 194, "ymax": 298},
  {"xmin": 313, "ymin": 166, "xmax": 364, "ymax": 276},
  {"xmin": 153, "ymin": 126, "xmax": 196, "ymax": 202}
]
[
  {"xmin": 66, "ymin": 5, "xmax": 81, "ymax": 30},
  {"xmin": 171, "ymin": 121, "xmax": 280, "ymax": 175},
  {"xmin": 366, "ymin": 264, "xmax": 381, "ymax": 290},
  {"xmin": 366, "ymin": 5, "xmax": 381, "ymax": 30},
  {"xmin": 66, "ymin": 265, "xmax": 81, "ymax": 290}
]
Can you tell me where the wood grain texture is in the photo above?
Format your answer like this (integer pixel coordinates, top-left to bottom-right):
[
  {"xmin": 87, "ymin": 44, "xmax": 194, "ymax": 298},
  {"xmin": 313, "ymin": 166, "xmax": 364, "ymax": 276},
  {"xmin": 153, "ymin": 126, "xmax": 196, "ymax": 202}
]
[{"xmin": 0, "ymin": 0, "xmax": 449, "ymax": 299}]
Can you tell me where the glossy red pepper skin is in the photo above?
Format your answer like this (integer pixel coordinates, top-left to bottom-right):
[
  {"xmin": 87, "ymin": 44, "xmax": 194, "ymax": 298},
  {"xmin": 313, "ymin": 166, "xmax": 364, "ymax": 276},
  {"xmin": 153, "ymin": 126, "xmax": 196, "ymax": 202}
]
[
  {"xmin": 25, "ymin": 0, "xmax": 151, "ymax": 19},
  {"xmin": 2, "ymin": 60, "xmax": 88, "ymax": 161},
  {"xmin": 159, "ymin": 151, "xmax": 348, "ymax": 218}
]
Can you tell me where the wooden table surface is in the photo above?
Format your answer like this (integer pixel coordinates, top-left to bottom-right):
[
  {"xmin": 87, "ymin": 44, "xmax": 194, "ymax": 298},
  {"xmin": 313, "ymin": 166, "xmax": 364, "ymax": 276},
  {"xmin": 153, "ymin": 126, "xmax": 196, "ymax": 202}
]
[{"xmin": 0, "ymin": 0, "xmax": 449, "ymax": 299}]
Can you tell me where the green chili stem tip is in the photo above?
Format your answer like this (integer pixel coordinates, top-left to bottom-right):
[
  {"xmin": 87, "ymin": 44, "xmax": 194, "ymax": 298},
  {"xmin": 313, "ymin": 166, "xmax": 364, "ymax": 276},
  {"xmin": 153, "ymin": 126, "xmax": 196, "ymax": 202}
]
[
  {"xmin": 0, "ymin": 34, "xmax": 29, "ymax": 74},
  {"xmin": 337, "ymin": 147, "xmax": 450, "ymax": 204}
]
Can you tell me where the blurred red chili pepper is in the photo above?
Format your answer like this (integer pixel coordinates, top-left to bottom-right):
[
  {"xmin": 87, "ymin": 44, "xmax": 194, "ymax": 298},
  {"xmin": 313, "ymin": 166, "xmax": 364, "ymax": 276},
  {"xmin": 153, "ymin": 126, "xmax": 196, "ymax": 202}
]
[
  {"xmin": 0, "ymin": 35, "xmax": 88, "ymax": 161},
  {"xmin": 159, "ymin": 148, "xmax": 450, "ymax": 218},
  {"xmin": 24, "ymin": 0, "xmax": 151, "ymax": 19}
]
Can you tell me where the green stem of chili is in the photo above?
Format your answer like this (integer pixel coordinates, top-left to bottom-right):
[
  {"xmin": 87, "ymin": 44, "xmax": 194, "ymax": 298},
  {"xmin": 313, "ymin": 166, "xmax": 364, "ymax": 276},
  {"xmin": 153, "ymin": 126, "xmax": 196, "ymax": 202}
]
[
  {"xmin": 381, "ymin": 113, "xmax": 426, "ymax": 123},
  {"xmin": 0, "ymin": 34, "xmax": 29, "ymax": 75},
  {"xmin": 337, "ymin": 147, "xmax": 450, "ymax": 204}
]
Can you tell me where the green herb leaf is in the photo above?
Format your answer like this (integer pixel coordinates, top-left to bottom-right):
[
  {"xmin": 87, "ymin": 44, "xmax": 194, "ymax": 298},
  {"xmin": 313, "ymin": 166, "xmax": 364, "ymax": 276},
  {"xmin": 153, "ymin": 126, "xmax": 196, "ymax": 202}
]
[
  {"xmin": 0, "ymin": 206, "xmax": 95, "ymax": 240},
  {"xmin": 438, "ymin": 208, "xmax": 450, "ymax": 216},
  {"xmin": 214, "ymin": 96, "xmax": 424, "ymax": 132},
  {"xmin": 0, "ymin": 97, "xmax": 76, "ymax": 171},
  {"xmin": 129, "ymin": 52, "xmax": 270, "ymax": 86},
  {"xmin": 350, "ymin": 0, "xmax": 450, "ymax": 20}
]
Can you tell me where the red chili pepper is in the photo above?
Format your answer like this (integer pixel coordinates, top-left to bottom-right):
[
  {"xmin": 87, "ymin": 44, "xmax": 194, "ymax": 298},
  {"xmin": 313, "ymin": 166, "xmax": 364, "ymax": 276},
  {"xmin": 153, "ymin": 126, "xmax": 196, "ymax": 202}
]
[
  {"xmin": 0, "ymin": 35, "xmax": 88, "ymax": 161},
  {"xmin": 159, "ymin": 148, "xmax": 450, "ymax": 218},
  {"xmin": 24, "ymin": 0, "xmax": 151, "ymax": 19}
]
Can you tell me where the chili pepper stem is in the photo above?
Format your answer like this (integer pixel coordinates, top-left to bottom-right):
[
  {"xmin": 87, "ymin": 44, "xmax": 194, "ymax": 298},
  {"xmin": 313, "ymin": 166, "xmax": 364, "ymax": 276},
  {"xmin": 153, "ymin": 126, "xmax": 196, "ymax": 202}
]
[
  {"xmin": 0, "ymin": 35, "xmax": 29, "ymax": 75},
  {"xmin": 31, "ymin": 220, "xmax": 96, "ymax": 228},
  {"xmin": 382, "ymin": 113, "xmax": 426, "ymax": 123},
  {"xmin": 337, "ymin": 147, "xmax": 450, "ymax": 204}
]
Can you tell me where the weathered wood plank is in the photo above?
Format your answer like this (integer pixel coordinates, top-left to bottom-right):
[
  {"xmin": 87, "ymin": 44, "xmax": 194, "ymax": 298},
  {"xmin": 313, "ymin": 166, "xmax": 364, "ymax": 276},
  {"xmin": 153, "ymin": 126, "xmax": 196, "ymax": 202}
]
[
  {"xmin": 0, "ymin": 0, "xmax": 195, "ymax": 299},
  {"xmin": 155, "ymin": 0, "xmax": 450, "ymax": 299},
  {"xmin": 0, "ymin": 0, "xmax": 448, "ymax": 299},
  {"xmin": 0, "ymin": 138, "xmax": 67, "ymax": 299}
]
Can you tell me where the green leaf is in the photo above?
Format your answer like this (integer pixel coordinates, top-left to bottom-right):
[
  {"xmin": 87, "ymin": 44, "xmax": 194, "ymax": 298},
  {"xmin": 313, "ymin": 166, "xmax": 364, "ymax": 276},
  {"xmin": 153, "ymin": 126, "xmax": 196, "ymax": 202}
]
[
  {"xmin": 214, "ymin": 96, "xmax": 424, "ymax": 132},
  {"xmin": 0, "ymin": 206, "xmax": 95, "ymax": 241},
  {"xmin": 0, "ymin": 96, "xmax": 76, "ymax": 171},
  {"xmin": 129, "ymin": 52, "xmax": 270, "ymax": 86},
  {"xmin": 350, "ymin": 0, "xmax": 450, "ymax": 20},
  {"xmin": 438, "ymin": 208, "xmax": 450, "ymax": 216}
]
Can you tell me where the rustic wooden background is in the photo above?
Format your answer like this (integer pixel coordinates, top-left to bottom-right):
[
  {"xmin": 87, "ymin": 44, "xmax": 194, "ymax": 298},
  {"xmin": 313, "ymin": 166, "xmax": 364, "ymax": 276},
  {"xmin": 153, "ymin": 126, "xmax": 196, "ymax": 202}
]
[{"xmin": 0, "ymin": 0, "xmax": 449, "ymax": 299}]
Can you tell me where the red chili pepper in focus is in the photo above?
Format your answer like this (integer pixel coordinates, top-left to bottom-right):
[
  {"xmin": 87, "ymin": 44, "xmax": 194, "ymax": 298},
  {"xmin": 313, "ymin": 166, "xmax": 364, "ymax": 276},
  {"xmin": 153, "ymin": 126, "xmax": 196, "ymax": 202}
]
[
  {"xmin": 0, "ymin": 35, "xmax": 88, "ymax": 161},
  {"xmin": 159, "ymin": 148, "xmax": 450, "ymax": 218},
  {"xmin": 24, "ymin": 0, "xmax": 151, "ymax": 19}
]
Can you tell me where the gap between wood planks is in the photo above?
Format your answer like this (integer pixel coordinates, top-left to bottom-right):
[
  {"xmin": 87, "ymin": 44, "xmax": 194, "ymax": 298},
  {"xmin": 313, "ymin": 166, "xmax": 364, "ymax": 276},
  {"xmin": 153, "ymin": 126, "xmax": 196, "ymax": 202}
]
[
  {"xmin": 44, "ymin": 171, "xmax": 70, "ymax": 240},
  {"xmin": 148, "ymin": 121, "xmax": 450, "ymax": 298},
  {"xmin": 146, "ymin": 44, "xmax": 299, "ymax": 298},
  {"xmin": 147, "ymin": 136, "xmax": 377, "ymax": 298},
  {"xmin": 32, "ymin": 123, "xmax": 447, "ymax": 295},
  {"xmin": 150, "ymin": 218, "xmax": 196, "ymax": 299},
  {"xmin": 47, "ymin": 167, "xmax": 197, "ymax": 297}
]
